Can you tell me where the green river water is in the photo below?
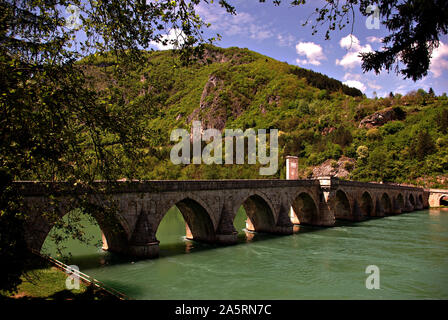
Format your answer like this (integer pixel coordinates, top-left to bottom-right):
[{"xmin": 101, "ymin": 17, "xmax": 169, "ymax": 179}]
[{"xmin": 42, "ymin": 207, "xmax": 448, "ymax": 300}]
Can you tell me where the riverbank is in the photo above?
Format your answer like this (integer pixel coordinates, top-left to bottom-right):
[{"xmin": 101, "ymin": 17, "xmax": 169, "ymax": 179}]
[{"xmin": 0, "ymin": 258, "xmax": 119, "ymax": 301}]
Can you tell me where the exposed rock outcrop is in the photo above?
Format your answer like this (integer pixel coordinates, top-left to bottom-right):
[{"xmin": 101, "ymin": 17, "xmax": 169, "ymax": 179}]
[
  {"xmin": 359, "ymin": 107, "xmax": 405, "ymax": 128},
  {"xmin": 201, "ymin": 49, "xmax": 232, "ymax": 64},
  {"xmin": 268, "ymin": 95, "xmax": 281, "ymax": 106},
  {"xmin": 312, "ymin": 156, "xmax": 355, "ymax": 178},
  {"xmin": 199, "ymin": 47, "xmax": 255, "ymax": 65},
  {"xmin": 187, "ymin": 74, "xmax": 227, "ymax": 131},
  {"xmin": 321, "ymin": 127, "xmax": 336, "ymax": 136},
  {"xmin": 187, "ymin": 71, "xmax": 252, "ymax": 131}
]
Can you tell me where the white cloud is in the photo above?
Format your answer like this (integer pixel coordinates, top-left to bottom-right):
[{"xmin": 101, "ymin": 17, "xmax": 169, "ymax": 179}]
[
  {"xmin": 151, "ymin": 29, "xmax": 186, "ymax": 50},
  {"xmin": 367, "ymin": 81, "xmax": 382, "ymax": 90},
  {"xmin": 366, "ymin": 36, "xmax": 382, "ymax": 43},
  {"xmin": 343, "ymin": 72, "xmax": 362, "ymax": 81},
  {"xmin": 340, "ymin": 34, "xmax": 362, "ymax": 51},
  {"xmin": 430, "ymin": 42, "xmax": 448, "ymax": 78},
  {"xmin": 394, "ymin": 85, "xmax": 407, "ymax": 95},
  {"xmin": 196, "ymin": 4, "xmax": 273, "ymax": 41},
  {"xmin": 336, "ymin": 51, "xmax": 363, "ymax": 69},
  {"xmin": 277, "ymin": 34, "xmax": 295, "ymax": 47},
  {"xmin": 296, "ymin": 42, "xmax": 326, "ymax": 66},
  {"xmin": 343, "ymin": 80, "xmax": 366, "ymax": 92},
  {"xmin": 336, "ymin": 35, "xmax": 372, "ymax": 69},
  {"xmin": 343, "ymin": 73, "xmax": 380, "ymax": 92},
  {"xmin": 249, "ymin": 24, "xmax": 273, "ymax": 40}
]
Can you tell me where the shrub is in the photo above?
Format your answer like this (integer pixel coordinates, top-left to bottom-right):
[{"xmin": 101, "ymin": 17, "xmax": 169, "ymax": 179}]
[
  {"xmin": 411, "ymin": 130, "xmax": 436, "ymax": 160},
  {"xmin": 344, "ymin": 144, "xmax": 357, "ymax": 158},
  {"xmin": 354, "ymin": 103, "xmax": 375, "ymax": 121},
  {"xmin": 382, "ymin": 121, "xmax": 404, "ymax": 135},
  {"xmin": 324, "ymin": 143, "xmax": 343, "ymax": 160},
  {"xmin": 317, "ymin": 89, "xmax": 329, "ymax": 100},
  {"xmin": 436, "ymin": 137, "xmax": 447, "ymax": 148},
  {"xmin": 436, "ymin": 109, "xmax": 448, "ymax": 134},
  {"xmin": 392, "ymin": 106, "xmax": 406, "ymax": 120},
  {"xmin": 297, "ymin": 100, "xmax": 310, "ymax": 115},
  {"xmin": 357, "ymin": 145, "xmax": 369, "ymax": 160},
  {"xmin": 344, "ymin": 161, "xmax": 355, "ymax": 171},
  {"xmin": 330, "ymin": 160, "xmax": 338, "ymax": 168},
  {"xmin": 366, "ymin": 128, "xmax": 381, "ymax": 140},
  {"xmin": 331, "ymin": 126, "xmax": 353, "ymax": 147}
]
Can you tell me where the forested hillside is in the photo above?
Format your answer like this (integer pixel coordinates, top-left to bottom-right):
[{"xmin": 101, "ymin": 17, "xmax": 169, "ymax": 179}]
[{"xmin": 81, "ymin": 45, "xmax": 448, "ymax": 187}]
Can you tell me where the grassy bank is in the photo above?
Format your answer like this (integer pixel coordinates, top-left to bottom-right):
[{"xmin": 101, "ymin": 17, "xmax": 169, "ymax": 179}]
[{"xmin": 0, "ymin": 263, "xmax": 119, "ymax": 301}]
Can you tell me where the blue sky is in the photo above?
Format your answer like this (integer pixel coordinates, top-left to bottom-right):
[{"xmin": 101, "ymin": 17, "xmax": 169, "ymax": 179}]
[{"xmin": 165, "ymin": 0, "xmax": 448, "ymax": 98}]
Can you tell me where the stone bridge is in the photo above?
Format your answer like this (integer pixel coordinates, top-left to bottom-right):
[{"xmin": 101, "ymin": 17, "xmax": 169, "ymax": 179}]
[
  {"xmin": 14, "ymin": 177, "xmax": 430, "ymax": 259},
  {"xmin": 428, "ymin": 188, "xmax": 448, "ymax": 207}
]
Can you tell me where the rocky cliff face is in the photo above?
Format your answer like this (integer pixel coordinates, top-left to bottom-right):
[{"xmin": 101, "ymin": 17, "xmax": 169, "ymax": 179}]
[
  {"xmin": 359, "ymin": 107, "xmax": 405, "ymax": 128},
  {"xmin": 187, "ymin": 74, "xmax": 227, "ymax": 131},
  {"xmin": 199, "ymin": 47, "xmax": 256, "ymax": 65},
  {"xmin": 187, "ymin": 71, "xmax": 252, "ymax": 131},
  {"xmin": 312, "ymin": 156, "xmax": 355, "ymax": 178}
]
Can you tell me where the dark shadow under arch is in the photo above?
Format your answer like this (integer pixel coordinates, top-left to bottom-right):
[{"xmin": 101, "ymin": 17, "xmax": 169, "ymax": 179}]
[
  {"xmin": 174, "ymin": 198, "xmax": 216, "ymax": 243},
  {"xmin": 359, "ymin": 191, "xmax": 374, "ymax": 217},
  {"xmin": 381, "ymin": 193, "xmax": 392, "ymax": 214},
  {"xmin": 418, "ymin": 194, "xmax": 423, "ymax": 206},
  {"xmin": 440, "ymin": 195, "xmax": 448, "ymax": 206},
  {"xmin": 395, "ymin": 193, "xmax": 405, "ymax": 212},
  {"xmin": 241, "ymin": 194, "xmax": 276, "ymax": 233},
  {"xmin": 409, "ymin": 194, "xmax": 415, "ymax": 207},
  {"xmin": 334, "ymin": 190, "xmax": 352, "ymax": 220},
  {"xmin": 38, "ymin": 205, "xmax": 129, "ymax": 256},
  {"xmin": 291, "ymin": 192, "xmax": 318, "ymax": 225}
]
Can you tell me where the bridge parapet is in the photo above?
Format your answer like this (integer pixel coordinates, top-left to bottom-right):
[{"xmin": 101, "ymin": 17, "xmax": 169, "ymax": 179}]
[
  {"xmin": 12, "ymin": 179, "xmax": 320, "ymax": 196},
  {"xmin": 317, "ymin": 176, "xmax": 425, "ymax": 192},
  {"xmin": 12, "ymin": 178, "xmax": 428, "ymax": 196}
]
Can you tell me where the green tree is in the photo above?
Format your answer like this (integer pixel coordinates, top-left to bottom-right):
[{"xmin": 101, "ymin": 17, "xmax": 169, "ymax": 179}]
[
  {"xmin": 0, "ymin": 169, "xmax": 30, "ymax": 294},
  {"xmin": 0, "ymin": 0, "xmax": 233, "ymax": 294},
  {"xmin": 331, "ymin": 126, "xmax": 353, "ymax": 148},
  {"xmin": 411, "ymin": 130, "xmax": 436, "ymax": 160},
  {"xmin": 436, "ymin": 109, "xmax": 448, "ymax": 134},
  {"xmin": 429, "ymin": 87, "xmax": 435, "ymax": 97}
]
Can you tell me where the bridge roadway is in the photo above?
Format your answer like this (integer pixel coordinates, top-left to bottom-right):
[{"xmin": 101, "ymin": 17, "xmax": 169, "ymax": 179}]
[{"xmin": 13, "ymin": 177, "xmax": 432, "ymax": 258}]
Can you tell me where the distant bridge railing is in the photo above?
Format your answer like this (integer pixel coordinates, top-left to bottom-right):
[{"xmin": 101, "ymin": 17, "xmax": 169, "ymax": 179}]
[{"xmin": 12, "ymin": 179, "xmax": 321, "ymax": 196}]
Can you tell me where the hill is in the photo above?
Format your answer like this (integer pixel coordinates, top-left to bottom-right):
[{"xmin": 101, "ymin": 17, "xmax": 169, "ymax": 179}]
[{"xmin": 81, "ymin": 45, "xmax": 448, "ymax": 188}]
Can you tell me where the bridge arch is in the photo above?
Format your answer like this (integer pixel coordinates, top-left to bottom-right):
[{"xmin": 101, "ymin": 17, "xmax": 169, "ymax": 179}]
[
  {"xmin": 380, "ymin": 193, "xmax": 392, "ymax": 214},
  {"xmin": 33, "ymin": 204, "xmax": 130, "ymax": 255},
  {"xmin": 395, "ymin": 193, "xmax": 405, "ymax": 212},
  {"xmin": 409, "ymin": 194, "xmax": 416, "ymax": 207},
  {"xmin": 235, "ymin": 193, "xmax": 277, "ymax": 233},
  {"xmin": 333, "ymin": 189, "xmax": 352, "ymax": 220},
  {"xmin": 418, "ymin": 194, "xmax": 424, "ymax": 206},
  {"xmin": 359, "ymin": 191, "xmax": 374, "ymax": 217},
  {"xmin": 291, "ymin": 192, "xmax": 319, "ymax": 225},
  {"xmin": 439, "ymin": 194, "xmax": 448, "ymax": 206},
  {"xmin": 156, "ymin": 197, "xmax": 216, "ymax": 243}
]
